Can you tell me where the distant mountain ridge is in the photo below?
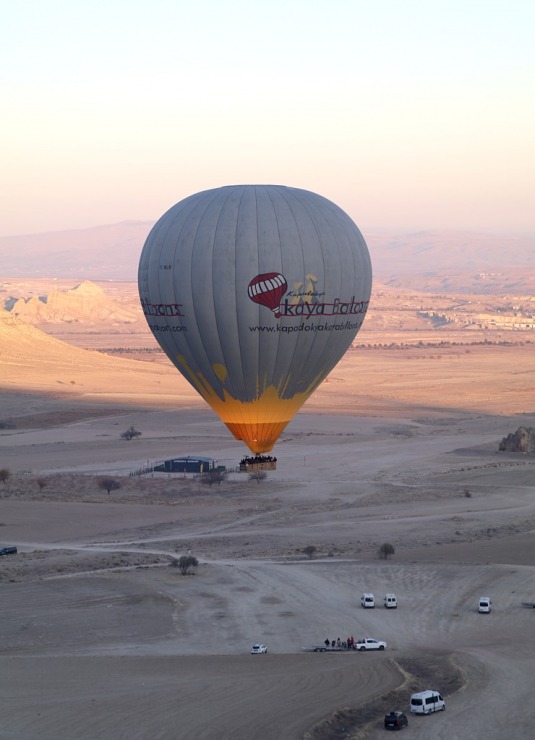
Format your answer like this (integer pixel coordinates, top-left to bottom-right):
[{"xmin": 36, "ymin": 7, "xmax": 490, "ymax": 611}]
[
  {"xmin": 0, "ymin": 221, "xmax": 154, "ymax": 280},
  {"xmin": 0, "ymin": 221, "xmax": 533, "ymax": 293}
]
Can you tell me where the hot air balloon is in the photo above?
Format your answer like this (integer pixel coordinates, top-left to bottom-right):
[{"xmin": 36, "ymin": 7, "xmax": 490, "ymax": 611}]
[{"xmin": 138, "ymin": 185, "xmax": 372, "ymax": 454}]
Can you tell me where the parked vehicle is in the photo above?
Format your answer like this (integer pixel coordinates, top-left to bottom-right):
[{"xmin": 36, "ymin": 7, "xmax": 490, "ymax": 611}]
[
  {"xmin": 250, "ymin": 643, "xmax": 267, "ymax": 654},
  {"xmin": 410, "ymin": 690, "xmax": 445, "ymax": 714},
  {"xmin": 384, "ymin": 593, "xmax": 397, "ymax": 608},
  {"xmin": 384, "ymin": 710, "xmax": 408, "ymax": 730},
  {"xmin": 478, "ymin": 596, "xmax": 492, "ymax": 613},
  {"xmin": 355, "ymin": 638, "xmax": 386, "ymax": 651},
  {"xmin": 0, "ymin": 546, "xmax": 17, "ymax": 556},
  {"xmin": 360, "ymin": 592, "xmax": 375, "ymax": 608}
]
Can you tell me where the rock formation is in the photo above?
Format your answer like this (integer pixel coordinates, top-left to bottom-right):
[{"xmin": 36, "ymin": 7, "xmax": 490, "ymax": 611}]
[
  {"xmin": 499, "ymin": 426, "xmax": 535, "ymax": 454},
  {"xmin": 9, "ymin": 280, "xmax": 142, "ymax": 325}
]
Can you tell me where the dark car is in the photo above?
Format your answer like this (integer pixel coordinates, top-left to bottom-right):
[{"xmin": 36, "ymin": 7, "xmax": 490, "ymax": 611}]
[
  {"xmin": 384, "ymin": 711, "xmax": 408, "ymax": 730},
  {"xmin": 0, "ymin": 546, "xmax": 18, "ymax": 556}
]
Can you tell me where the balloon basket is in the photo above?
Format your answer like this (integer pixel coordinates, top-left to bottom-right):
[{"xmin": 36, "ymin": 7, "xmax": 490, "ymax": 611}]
[{"xmin": 239, "ymin": 455, "xmax": 277, "ymax": 472}]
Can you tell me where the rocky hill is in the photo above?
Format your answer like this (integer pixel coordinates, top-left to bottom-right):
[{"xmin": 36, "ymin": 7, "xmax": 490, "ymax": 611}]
[
  {"xmin": 0, "ymin": 309, "xmax": 193, "ymax": 401},
  {"xmin": 499, "ymin": 427, "xmax": 535, "ymax": 454},
  {"xmin": 0, "ymin": 309, "xmax": 128, "ymax": 369},
  {"xmin": 8, "ymin": 280, "xmax": 143, "ymax": 328}
]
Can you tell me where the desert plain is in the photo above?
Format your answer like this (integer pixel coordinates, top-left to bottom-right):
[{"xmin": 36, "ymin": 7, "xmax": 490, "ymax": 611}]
[{"xmin": 1, "ymin": 278, "xmax": 535, "ymax": 740}]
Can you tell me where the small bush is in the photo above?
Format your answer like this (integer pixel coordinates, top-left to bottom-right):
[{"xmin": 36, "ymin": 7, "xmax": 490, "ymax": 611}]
[
  {"xmin": 302, "ymin": 545, "xmax": 316, "ymax": 559},
  {"xmin": 200, "ymin": 470, "xmax": 227, "ymax": 486},
  {"xmin": 121, "ymin": 426, "xmax": 142, "ymax": 441},
  {"xmin": 378, "ymin": 542, "xmax": 395, "ymax": 560},
  {"xmin": 177, "ymin": 555, "xmax": 198, "ymax": 575},
  {"xmin": 97, "ymin": 477, "xmax": 121, "ymax": 495}
]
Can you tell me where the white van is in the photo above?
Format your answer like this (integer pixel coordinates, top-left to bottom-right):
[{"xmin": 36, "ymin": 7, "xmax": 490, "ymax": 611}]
[
  {"xmin": 410, "ymin": 690, "xmax": 445, "ymax": 714},
  {"xmin": 478, "ymin": 596, "xmax": 492, "ymax": 613},
  {"xmin": 383, "ymin": 593, "xmax": 397, "ymax": 608},
  {"xmin": 360, "ymin": 593, "xmax": 375, "ymax": 608}
]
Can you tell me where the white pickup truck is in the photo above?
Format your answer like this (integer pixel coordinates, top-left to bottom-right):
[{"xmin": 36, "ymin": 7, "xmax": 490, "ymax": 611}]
[{"xmin": 355, "ymin": 638, "xmax": 387, "ymax": 651}]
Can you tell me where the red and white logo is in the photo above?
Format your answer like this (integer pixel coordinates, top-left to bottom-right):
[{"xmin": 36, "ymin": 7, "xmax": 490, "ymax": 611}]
[{"xmin": 248, "ymin": 273, "xmax": 288, "ymax": 318}]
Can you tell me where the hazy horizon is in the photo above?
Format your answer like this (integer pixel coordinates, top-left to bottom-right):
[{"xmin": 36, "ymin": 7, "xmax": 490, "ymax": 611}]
[
  {"xmin": 2, "ymin": 218, "xmax": 534, "ymax": 242},
  {"xmin": 2, "ymin": 0, "xmax": 534, "ymax": 238}
]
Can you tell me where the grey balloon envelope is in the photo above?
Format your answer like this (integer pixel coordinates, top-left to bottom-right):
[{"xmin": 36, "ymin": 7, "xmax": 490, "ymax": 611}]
[{"xmin": 138, "ymin": 185, "xmax": 372, "ymax": 453}]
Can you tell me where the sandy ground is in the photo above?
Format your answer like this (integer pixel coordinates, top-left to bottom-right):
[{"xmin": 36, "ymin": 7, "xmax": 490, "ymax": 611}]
[{"xmin": 1, "ymin": 340, "xmax": 535, "ymax": 739}]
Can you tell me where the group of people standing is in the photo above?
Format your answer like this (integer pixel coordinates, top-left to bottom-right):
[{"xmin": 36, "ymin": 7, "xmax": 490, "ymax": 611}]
[
  {"xmin": 239, "ymin": 454, "xmax": 277, "ymax": 465},
  {"xmin": 324, "ymin": 636, "xmax": 357, "ymax": 650}
]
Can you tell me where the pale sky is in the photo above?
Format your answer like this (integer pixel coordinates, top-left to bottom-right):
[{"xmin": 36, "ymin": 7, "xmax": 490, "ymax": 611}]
[{"xmin": 1, "ymin": 0, "xmax": 534, "ymax": 236}]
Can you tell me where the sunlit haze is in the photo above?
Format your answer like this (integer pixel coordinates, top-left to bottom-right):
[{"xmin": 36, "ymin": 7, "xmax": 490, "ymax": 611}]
[{"xmin": 2, "ymin": 0, "xmax": 534, "ymax": 236}]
